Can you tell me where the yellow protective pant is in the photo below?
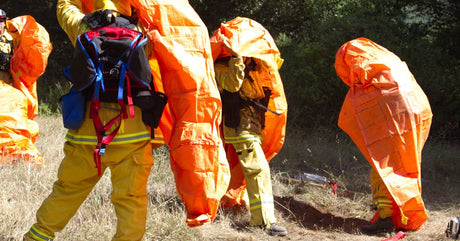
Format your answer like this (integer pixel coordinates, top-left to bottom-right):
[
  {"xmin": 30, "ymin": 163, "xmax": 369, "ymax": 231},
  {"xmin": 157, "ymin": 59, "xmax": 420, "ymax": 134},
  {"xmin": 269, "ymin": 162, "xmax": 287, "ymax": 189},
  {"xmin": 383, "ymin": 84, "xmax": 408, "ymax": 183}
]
[
  {"xmin": 25, "ymin": 140, "xmax": 153, "ymax": 241},
  {"xmin": 232, "ymin": 141, "xmax": 276, "ymax": 228},
  {"xmin": 370, "ymin": 168, "xmax": 394, "ymax": 219}
]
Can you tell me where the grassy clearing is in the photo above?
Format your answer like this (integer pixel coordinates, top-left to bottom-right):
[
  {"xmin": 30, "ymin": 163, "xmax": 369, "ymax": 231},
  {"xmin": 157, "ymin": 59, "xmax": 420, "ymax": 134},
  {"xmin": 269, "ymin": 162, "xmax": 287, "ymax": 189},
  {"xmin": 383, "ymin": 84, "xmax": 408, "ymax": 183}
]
[{"xmin": 0, "ymin": 115, "xmax": 458, "ymax": 240}]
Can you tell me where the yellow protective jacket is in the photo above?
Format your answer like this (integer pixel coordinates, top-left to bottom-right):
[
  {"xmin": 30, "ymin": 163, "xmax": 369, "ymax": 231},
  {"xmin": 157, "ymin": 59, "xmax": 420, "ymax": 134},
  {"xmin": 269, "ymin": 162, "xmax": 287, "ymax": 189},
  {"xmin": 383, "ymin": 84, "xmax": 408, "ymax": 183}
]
[
  {"xmin": 56, "ymin": 0, "xmax": 155, "ymax": 146},
  {"xmin": 0, "ymin": 16, "xmax": 52, "ymax": 165},
  {"xmin": 57, "ymin": 0, "xmax": 231, "ymax": 227},
  {"xmin": 210, "ymin": 17, "xmax": 287, "ymax": 207},
  {"xmin": 335, "ymin": 37, "xmax": 432, "ymax": 230},
  {"xmin": 214, "ymin": 57, "xmax": 265, "ymax": 144},
  {"xmin": 56, "ymin": 0, "xmax": 165, "ymax": 145}
]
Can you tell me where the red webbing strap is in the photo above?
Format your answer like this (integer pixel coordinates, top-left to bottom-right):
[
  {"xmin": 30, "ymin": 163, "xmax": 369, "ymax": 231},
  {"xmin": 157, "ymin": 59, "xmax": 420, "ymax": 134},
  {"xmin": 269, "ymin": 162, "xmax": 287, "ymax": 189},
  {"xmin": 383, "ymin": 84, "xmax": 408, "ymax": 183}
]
[
  {"xmin": 117, "ymin": 62, "xmax": 135, "ymax": 119},
  {"xmin": 93, "ymin": 150, "xmax": 103, "ymax": 176},
  {"xmin": 90, "ymin": 99, "xmax": 103, "ymax": 132},
  {"xmin": 90, "ymin": 99, "xmax": 124, "ymax": 176},
  {"xmin": 118, "ymin": 97, "xmax": 128, "ymax": 119},
  {"xmin": 126, "ymin": 74, "xmax": 135, "ymax": 118},
  {"xmin": 380, "ymin": 231, "xmax": 406, "ymax": 241}
]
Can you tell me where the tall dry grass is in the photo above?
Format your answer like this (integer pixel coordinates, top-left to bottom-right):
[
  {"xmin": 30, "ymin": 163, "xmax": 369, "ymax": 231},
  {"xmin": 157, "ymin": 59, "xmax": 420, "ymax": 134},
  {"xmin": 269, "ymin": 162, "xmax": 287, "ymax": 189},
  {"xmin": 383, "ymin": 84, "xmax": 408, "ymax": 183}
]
[{"xmin": 0, "ymin": 115, "xmax": 458, "ymax": 240}]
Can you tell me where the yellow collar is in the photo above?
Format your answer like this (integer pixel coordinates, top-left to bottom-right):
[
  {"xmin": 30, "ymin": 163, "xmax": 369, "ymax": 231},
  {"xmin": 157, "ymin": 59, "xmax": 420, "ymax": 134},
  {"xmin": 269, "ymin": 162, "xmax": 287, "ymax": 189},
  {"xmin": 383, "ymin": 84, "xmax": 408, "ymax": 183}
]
[{"xmin": 0, "ymin": 31, "xmax": 13, "ymax": 42}]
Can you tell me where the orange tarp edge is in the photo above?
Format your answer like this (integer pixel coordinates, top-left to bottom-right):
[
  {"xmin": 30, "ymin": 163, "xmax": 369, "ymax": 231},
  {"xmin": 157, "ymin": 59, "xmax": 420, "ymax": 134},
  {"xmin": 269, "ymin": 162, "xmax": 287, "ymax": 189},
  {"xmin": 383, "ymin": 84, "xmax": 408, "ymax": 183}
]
[
  {"xmin": 131, "ymin": 0, "xmax": 230, "ymax": 227},
  {"xmin": 335, "ymin": 37, "xmax": 432, "ymax": 230},
  {"xmin": 0, "ymin": 82, "xmax": 42, "ymax": 164},
  {"xmin": 210, "ymin": 17, "xmax": 288, "ymax": 207},
  {"xmin": 0, "ymin": 16, "xmax": 52, "ymax": 164}
]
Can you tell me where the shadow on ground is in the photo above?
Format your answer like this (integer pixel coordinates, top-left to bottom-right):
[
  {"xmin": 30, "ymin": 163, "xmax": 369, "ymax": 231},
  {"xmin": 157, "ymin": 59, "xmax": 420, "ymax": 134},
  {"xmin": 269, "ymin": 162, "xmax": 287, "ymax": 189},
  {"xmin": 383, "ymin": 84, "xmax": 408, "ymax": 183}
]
[{"xmin": 275, "ymin": 196, "xmax": 369, "ymax": 234}]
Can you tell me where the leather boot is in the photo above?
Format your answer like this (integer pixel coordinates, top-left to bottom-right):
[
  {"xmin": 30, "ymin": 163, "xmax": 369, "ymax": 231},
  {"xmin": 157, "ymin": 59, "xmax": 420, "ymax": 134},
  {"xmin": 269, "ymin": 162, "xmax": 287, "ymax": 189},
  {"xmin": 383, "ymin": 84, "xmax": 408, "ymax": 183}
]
[{"xmin": 360, "ymin": 217, "xmax": 395, "ymax": 235}]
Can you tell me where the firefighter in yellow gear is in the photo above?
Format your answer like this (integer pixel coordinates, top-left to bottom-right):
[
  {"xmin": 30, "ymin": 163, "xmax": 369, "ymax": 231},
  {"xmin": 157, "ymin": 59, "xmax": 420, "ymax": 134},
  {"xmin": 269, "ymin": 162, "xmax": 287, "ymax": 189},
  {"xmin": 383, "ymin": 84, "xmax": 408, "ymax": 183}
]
[
  {"xmin": 24, "ymin": 1, "xmax": 158, "ymax": 240},
  {"xmin": 214, "ymin": 56, "xmax": 287, "ymax": 236},
  {"xmin": 25, "ymin": 104, "xmax": 153, "ymax": 241}
]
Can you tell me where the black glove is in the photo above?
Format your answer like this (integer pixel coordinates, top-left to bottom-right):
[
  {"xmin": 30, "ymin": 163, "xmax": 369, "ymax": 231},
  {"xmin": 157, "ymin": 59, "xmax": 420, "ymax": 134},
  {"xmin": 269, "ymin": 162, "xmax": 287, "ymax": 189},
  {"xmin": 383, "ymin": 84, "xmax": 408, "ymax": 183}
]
[
  {"xmin": 83, "ymin": 10, "xmax": 136, "ymax": 29},
  {"xmin": 83, "ymin": 9, "xmax": 116, "ymax": 29},
  {"xmin": 0, "ymin": 52, "xmax": 11, "ymax": 71},
  {"xmin": 221, "ymin": 89, "xmax": 241, "ymax": 128}
]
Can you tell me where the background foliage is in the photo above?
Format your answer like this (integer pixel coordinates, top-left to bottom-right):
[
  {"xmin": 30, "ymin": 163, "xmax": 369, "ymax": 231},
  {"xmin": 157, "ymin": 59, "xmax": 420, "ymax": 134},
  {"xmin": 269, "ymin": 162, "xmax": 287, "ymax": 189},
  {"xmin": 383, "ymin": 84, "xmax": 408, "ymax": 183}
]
[
  {"xmin": 0, "ymin": 2, "xmax": 458, "ymax": 239},
  {"xmin": 2, "ymin": 0, "xmax": 459, "ymax": 140},
  {"xmin": 191, "ymin": 0, "xmax": 459, "ymax": 141}
]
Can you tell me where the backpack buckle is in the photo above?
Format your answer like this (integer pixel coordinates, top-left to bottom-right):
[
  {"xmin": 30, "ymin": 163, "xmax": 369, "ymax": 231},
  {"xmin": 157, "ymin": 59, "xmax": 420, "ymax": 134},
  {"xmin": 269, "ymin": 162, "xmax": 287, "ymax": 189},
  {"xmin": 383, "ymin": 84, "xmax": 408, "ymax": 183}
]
[
  {"xmin": 96, "ymin": 142, "xmax": 106, "ymax": 156},
  {"xmin": 99, "ymin": 145, "xmax": 106, "ymax": 156}
]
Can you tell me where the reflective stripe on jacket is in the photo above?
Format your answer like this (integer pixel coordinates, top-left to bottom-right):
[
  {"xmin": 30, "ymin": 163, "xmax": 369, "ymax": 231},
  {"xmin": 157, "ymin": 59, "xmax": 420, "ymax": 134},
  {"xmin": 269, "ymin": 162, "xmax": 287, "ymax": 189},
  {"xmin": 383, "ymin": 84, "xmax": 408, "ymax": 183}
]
[{"xmin": 66, "ymin": 102, "xmax": 150, "ymax": 145}]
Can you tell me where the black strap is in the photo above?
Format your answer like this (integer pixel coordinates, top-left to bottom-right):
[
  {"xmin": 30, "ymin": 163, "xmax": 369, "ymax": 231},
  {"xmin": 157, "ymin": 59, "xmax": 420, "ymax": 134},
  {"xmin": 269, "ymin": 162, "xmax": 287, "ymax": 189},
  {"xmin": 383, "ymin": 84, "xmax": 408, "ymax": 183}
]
[
  {"xmin": 0, "ymin": 40, "xmax": 13, "ymax": 71},
  {"xmin": 83, "ymin": 9, "xmax": 137, "ymax": 30},
  {"xmin": 221, "ymin": 89, "xmax": 241, "ymax": 128}
]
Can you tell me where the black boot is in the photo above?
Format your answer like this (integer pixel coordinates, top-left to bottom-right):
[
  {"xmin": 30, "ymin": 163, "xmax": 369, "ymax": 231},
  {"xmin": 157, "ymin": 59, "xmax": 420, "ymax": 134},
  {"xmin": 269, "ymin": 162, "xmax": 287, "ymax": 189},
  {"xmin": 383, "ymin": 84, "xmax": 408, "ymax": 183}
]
[{"xmin": 360, "ymin": 217, "xmax": 395, "ymax": 235}]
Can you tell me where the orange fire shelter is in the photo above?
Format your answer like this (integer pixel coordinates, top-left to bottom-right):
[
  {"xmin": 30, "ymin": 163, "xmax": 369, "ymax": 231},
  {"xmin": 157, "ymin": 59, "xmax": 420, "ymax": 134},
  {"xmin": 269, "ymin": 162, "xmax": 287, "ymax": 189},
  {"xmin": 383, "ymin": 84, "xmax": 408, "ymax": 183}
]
[
  {"xmin": 130, "ymin": 0, "xmax": 231, "ymax": 227},
  {"xmin": 0, "ymin": 15, "xmax": 52, "ymax": 165},
  {"xmin": 335, "ymin": 37, "xmax": 432, "ymax": 230}
]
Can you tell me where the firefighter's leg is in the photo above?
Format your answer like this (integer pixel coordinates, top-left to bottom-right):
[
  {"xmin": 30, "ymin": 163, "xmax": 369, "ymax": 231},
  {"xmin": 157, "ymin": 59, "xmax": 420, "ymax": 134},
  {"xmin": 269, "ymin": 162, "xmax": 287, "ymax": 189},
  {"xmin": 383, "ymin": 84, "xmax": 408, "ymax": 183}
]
[
  {"xmin": 150, "ymin": 127, "xmax": 165, "ymax": 150},
  {"xmin": 361, "ymin": 167, "xmax": 395, "ymax": 235},
  {"xmin": 232, "ymin": 141, "xmax": 276, "ymax": 227},
  {"xmin": 370, "ymin": 168, "xmax": 394, "ymax": 218},
  {"xmin": 109, "ymin": 140, "xmax": 153, "ymax": 241},
  {"xmin": 24, "ymin": 142, "xmax": 103, "ymax": 241}
]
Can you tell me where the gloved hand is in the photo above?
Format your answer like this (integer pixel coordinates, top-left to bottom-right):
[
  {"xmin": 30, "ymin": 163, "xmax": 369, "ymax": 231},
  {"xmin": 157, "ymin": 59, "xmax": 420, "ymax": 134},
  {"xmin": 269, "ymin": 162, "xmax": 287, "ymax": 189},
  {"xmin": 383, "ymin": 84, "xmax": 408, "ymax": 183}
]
[
  {"xmin": 0, "ymin": 53, "xmax": 10, "ymax": 71},
  {"xmin": 83, "ymin": 9, "xmax": 116, "ymax": 29}
]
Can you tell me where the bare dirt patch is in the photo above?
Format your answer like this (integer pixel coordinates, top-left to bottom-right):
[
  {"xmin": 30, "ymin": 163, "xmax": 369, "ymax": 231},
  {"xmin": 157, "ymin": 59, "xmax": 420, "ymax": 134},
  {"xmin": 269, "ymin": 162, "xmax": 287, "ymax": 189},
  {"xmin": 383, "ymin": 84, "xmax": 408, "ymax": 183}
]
[{"xmin": 275, "ymin": 195, "xmax": 368, "ymax": 234}]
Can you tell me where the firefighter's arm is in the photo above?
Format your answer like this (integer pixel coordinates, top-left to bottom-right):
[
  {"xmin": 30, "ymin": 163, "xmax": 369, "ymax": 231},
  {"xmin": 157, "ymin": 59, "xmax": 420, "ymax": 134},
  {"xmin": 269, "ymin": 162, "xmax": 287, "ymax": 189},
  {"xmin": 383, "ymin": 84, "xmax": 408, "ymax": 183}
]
[
  {"xmin": 214, "ymin": 57, "xmax": 245, "ymax": 93},
  {"xmin": 56, "ymin": 0, "xmax": 89, "ymax": 45}
]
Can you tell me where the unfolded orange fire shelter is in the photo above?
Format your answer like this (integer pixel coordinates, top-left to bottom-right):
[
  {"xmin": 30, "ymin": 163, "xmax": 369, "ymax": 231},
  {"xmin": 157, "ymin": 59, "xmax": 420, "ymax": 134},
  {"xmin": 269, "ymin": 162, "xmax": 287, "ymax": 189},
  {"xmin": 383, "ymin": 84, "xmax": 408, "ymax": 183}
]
[
  {"xmin": 130, "ymin": 0, "xmax": 231, "ymax": 227},
  {"xmin": 0, "ymin": 15, "xmax": 52, "ymax": 164},
  {"xmin": 335, "ymin": 37, "xmax": 432, "ymax": 230}
]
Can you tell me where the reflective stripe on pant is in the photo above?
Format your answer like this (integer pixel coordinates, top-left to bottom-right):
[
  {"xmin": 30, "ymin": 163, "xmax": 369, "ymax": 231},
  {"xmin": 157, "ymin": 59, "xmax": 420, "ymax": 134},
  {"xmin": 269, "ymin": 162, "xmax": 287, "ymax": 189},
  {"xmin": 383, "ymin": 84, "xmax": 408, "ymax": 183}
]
[
  {"xmin": 232, "ymin": 141, "xmax": 276, "ymax": 227},
  {"xmin": 370, "ymin": 168, "xmax": 394, "ymax": 219},
  {"xmin": 25, "ymin": 225, "xmax": 53, "ymax": 241},
  {"xmin": 25, "ymin": 140, "xmax": 153, "ymax": 241}
]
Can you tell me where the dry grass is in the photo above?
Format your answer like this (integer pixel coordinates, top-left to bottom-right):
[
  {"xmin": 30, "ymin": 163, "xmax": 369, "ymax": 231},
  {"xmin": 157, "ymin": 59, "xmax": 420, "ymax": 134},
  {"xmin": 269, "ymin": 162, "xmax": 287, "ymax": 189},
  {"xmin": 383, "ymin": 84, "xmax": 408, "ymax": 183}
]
[{"xmin": 0, "ymin": 115, "xmax": 458, "ymax": 240}]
